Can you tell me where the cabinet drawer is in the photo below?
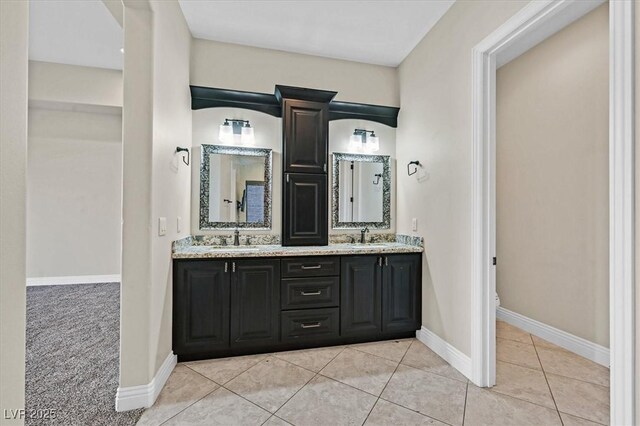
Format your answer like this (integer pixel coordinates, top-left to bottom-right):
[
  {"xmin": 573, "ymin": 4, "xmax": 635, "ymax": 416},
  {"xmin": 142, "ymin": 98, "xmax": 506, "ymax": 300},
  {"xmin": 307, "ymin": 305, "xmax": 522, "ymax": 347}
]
[
  {"xmin": 281, "ymin": 256, "xmax": 339, "ymax": 278},
  {"xmin": 281, "ymin": 277, "xmax": 339, "ymax": 310},
  {"xmin": 281, "ymin": 308, "xmax": 339, "ymax": 342}
]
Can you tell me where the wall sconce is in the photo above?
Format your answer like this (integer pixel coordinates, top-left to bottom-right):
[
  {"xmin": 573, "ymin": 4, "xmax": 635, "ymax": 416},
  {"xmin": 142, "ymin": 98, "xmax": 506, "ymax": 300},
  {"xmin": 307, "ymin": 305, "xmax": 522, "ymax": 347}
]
[
  {"xmin": 219, "ymin": 119, "xmax": 255, "ymax": 145},
  {"xmin": 349, "ymin": 129, "xmax": 380, "ymax": 153}
]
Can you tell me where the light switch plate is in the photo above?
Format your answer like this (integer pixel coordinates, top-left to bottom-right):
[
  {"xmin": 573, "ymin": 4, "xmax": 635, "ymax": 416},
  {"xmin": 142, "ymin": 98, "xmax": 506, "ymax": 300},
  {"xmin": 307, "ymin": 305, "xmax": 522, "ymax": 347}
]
[
  {"xmin": 411, "ymin": 218, "xmax": 418, "ymax": 232},
  {"xmin": 177, "ymin": 216, "xmax": 182, "ymax": 233},
  {"xmin": 158, "ymin": 217, "xmax": 167, "ymax": 236}
]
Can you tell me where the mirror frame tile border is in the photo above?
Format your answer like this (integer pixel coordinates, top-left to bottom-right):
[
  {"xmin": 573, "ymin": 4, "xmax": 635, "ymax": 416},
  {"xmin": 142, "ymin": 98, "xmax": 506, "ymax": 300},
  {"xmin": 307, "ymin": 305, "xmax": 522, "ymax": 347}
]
[
  {"xmin": 199, "ymin": 144, "xmax": 273, "ymax": 230},
  {"xmin": 331, "ymin": 152, "xmax": 391, "ymax": 230}
]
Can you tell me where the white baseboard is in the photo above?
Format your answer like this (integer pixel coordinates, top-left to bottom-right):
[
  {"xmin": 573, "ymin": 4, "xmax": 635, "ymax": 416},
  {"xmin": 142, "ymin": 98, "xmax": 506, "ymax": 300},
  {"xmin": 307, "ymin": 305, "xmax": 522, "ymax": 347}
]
[
  {"xmin": 416, "ymin": 326, "xmax": 472, "ymax": 379},
  {"xmin": 496, "ymin": 307, "xmax": 609, "ymax": 367},
  {"xmin": 26, "ymin": 274, "xmax": 121, "ymax": 286},
  {"xmin": 115, "ymin": 351, "xmax": 177, "ymax": 412}
]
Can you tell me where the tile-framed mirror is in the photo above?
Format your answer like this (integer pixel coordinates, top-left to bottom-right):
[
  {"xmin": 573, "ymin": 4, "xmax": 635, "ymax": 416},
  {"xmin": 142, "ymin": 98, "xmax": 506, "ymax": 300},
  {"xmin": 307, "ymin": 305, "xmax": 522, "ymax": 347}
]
[
  {"xmin": 199, "ymin": 144, "xmax": 273, "ymax": 230},
  {"xmin": 331, "ymin": 152, "xmax": 391, "ymax": 230}
]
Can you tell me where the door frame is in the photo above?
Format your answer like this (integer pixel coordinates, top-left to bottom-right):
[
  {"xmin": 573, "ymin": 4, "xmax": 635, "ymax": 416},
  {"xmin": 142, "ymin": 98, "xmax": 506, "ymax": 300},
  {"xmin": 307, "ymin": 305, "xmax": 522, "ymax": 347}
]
[{"xmin": 470, "ymin": 1, "xmax": 635, "ymax": 424}]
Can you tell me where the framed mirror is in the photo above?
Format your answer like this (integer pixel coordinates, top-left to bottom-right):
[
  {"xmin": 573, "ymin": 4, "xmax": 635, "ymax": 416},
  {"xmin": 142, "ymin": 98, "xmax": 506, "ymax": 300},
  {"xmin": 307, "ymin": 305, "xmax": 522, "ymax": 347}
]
[
  {"xmin": 332, "ymin": 153, "xmax": 391, "ymax": 229},
  {"xmin": 200, "ymin": 144, "xmax": 272, "ymax": 230}
]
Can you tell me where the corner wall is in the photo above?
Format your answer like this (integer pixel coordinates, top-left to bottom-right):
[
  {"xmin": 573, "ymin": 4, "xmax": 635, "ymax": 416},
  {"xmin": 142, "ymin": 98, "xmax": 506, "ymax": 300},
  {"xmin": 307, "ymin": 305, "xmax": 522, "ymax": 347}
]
[
  {"xmin": 119, "ymin": 0, "xmax": 192, "ymax": 395},
  {"xmin": 396, "ymin": 0, "xmax": 527, "ymax": 356},
  {"xmin": 0, "ymin": 0, "xmax": 29, "ymax": 422}
]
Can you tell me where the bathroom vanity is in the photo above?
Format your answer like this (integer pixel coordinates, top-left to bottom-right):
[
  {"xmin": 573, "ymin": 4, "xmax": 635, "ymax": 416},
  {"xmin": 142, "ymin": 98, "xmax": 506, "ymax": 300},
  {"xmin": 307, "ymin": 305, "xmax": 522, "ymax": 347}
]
[
  {"xmin": 172, "ymin": 244, "xmax": 422, "ymax": 361},
  {"xmin": 174, "ymin": 83, "xmax": 420, "ymax": 362}
]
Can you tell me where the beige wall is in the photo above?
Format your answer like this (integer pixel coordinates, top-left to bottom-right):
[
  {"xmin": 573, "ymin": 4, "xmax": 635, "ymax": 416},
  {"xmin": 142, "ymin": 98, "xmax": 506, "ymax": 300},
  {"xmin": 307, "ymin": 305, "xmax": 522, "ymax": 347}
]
[
  {"xmin": 636, "ymin": 2, "xmax": 639, "ymax": 420},
  {"xmin": 149, "ymin": 0, "xmax": 192, "ymax": 375},
  {"xmin": 119, "ymin": 0, "xmax": 192, "ymax": 389},
  {"xmin": 396, "ymin": 0, "xmax": 528, "ymax": 356},
  {"xmin": 190, "ymin": 109, "xmax": 396, "ymax": 236},
  {"xmin": 120, "ymin": 0, "xmax": 154, "ymax": 388},
  {"xmin": 0, "ymin": 0, "xmax": 28, "ymax": 422},
  {"xmin": 27, "ymin": 107, "xmax": 122, "ymax": 279},
  {"xmin": 191, "ymin": 38, "xmax": 399, "ymax": 106},
  {"xmin": 496, "ymin": 4, "xmax": 609, "ymax": 347},
  {"xmin": 29, "ymin": 61, "xmax": 122, "ymax": 107}
]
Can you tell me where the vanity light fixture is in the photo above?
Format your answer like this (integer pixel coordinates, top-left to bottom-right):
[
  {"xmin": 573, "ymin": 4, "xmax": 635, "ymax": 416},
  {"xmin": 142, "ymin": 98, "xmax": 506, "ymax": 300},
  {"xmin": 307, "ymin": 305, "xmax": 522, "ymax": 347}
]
[
  {"xmin": 349, "ymin": 129, "xmax": 380, "ymax": 153},
  {"xmin": 218, "ymin": 119, "xmax": 255, "ymax": 145}
]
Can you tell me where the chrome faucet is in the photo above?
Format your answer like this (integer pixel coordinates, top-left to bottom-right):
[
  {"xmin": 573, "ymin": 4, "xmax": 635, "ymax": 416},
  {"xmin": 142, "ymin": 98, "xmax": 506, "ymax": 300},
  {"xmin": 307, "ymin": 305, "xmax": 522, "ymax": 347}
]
[
  {"xmin": 233, "ymin": 229, "xmax": 240, "ymax": 246},
  {"xmin": 360, "ymin": 227, "xmax": 369, "ymax": 244}
]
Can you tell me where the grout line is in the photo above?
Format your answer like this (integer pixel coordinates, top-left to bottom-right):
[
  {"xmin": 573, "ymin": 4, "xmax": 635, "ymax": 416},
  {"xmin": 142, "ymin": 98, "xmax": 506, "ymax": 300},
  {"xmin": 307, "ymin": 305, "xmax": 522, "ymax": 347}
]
[
  {"xmin": 531, "ymin": 333, "xmax": 564, "ymax": 426},
  {"xmin": 557, "ymin": 410, "xmax": 608, "ymax": 426},
  {"xmin": 265, "ymin": 346, "xmax": 346, "ymax": 421},
  {"xmin": 496, "ymin": 334, "xmax": 535, "ymax": 346},
  {"xmin": 496, "ymin": 358, "xmax": 546, "ymax": 373},
  {"xmin": 158, "ymin": 386, "xmax": 218, "ymax": 426},
  {"xmin": 273, "ymin": 344, "xmax": 347, "ymax": 375},
  {"xmin": 183, "ymin": 363, "xmax": 273, "ymax": 417},
  {"xmin": 359, "ymin": 338, "xmax": 413, "ymax": 426},
  {"xmin": 346, "ymin": 338, "xmax": 416, "ymax": 364},
  {"xmin": 183, "ymin": 355, "xmax": 266, "ymax": 386},
  {"xmin": 375, "ymin": 397, "xmax": 456, "ymax": 426},
  {"xmin": 461, "ymin": 380, "xmax": 469, "ymax": 425},
  {"xmin": 395, "ymin": 359, "xmax": 468, "ymax": 385}
]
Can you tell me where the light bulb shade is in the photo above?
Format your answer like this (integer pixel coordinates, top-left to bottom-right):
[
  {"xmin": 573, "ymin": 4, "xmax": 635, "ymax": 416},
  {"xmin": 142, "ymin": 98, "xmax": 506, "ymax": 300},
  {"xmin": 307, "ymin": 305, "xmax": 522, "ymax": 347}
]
[
  {"xmin": 366, "ymin": 134, "xmax": 380, "ymax": 152},
  {"xmin": 219, "ymin": 122, "xmax": 233, "ymax": 143},
  {"xmin": 240, "ymin": 125, "xmax": 255, "ymax": 145},
  {"xmin": 349, "ymin": 133, "xmax": 363, "ymax": 151}
]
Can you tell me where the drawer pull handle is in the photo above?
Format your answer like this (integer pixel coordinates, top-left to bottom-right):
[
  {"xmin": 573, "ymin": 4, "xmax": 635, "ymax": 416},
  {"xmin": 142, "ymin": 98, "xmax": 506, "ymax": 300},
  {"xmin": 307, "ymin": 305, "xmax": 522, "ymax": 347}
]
[
  {"xmin": 300, "ymin": 290, "xmax": 322, "ymax": 296},
  {"xmin": 300, "ymin": 265, "xmax": 322, "ymax": 270},
  {"xmin": 301, "ymin": 322, "xmax": 321, "ymax": 329}
]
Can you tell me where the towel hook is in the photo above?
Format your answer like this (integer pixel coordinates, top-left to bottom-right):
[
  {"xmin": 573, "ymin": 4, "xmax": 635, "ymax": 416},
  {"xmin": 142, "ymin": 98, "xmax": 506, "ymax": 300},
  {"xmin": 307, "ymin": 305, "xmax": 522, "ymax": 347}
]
[
  {"xmin": 407, "ymin": 160, "xmax": 420, "ymax": 176},
  {"xmin": 176, "ymin": 147, "xmax": 190, "ymax": 166}
]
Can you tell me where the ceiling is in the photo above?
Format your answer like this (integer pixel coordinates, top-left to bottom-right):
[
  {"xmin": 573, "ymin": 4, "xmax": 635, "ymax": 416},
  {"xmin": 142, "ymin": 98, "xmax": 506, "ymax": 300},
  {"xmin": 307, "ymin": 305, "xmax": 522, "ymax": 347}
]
[
  {"xmin": 178, "ymin": 0, "xmax": 455, "ymax": 67},
  {"xmin": 29, "ymin": 0, "xmax": 123, "ymax": 70}
]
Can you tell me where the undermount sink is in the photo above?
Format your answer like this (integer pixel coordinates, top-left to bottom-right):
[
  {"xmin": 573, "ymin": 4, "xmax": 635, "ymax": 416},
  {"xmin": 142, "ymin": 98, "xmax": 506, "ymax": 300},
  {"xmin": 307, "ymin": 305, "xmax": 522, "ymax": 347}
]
[
  {"xmin": 216, "ymin": 246, "xmax": 261, "ymax": 251},
  {"xmin": 350, "ymin": 244, "xmax": 387, "ymax": 249}
]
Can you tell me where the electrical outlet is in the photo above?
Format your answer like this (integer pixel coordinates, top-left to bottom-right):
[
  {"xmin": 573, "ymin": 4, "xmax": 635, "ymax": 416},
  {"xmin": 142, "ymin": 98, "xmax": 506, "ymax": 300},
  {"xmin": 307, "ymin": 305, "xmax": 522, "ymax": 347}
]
[
  {"xmin": 411, "ymin": 218, "xmax": 418, "ymax": 232},
  {"xmin": 158, "ymin": 217, "xmax": 167, "ymax": 236},
  {"xmin": 177, "ymin": 216, "xmax": 182, "ymax": 233}
]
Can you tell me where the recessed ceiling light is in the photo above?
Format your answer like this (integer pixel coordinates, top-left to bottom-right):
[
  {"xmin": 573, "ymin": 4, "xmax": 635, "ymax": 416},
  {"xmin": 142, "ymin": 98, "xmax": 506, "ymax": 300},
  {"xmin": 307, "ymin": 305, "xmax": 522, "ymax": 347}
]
[{"xmin": 120, "ymin": 48, "xmax": 124, "ymax": 53}]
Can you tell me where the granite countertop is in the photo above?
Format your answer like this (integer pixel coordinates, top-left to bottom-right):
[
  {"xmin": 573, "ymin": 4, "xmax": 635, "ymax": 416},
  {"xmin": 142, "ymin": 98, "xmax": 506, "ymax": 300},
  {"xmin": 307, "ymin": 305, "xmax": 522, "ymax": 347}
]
[{"xmin": 172, "ymin": 242, "xmax": 423, "ymax": 259}]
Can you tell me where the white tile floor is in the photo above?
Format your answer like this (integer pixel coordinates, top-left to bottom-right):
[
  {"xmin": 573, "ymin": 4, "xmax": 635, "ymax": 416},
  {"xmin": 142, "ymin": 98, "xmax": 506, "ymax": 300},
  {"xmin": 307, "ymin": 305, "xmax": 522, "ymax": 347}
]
[{"xmin": 138, "ymin": 322, "xmax": 609, "ymax": 425}]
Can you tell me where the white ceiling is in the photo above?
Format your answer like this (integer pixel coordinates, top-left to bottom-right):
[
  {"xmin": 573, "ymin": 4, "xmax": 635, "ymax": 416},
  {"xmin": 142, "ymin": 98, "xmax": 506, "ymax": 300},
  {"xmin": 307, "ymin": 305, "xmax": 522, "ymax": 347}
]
[
  {"xmin": 29, "ymin": 0, "xmax": 123, "ymax": 70},
  {"xmin": 179, "ymin": 0, "xmax": 455, "ymax": 67}
]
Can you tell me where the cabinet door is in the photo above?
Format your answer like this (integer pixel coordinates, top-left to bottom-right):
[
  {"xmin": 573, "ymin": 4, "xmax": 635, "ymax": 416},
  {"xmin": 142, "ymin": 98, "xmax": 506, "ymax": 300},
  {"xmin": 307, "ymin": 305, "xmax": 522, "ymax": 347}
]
[
  {"xmin": 230, "ymin": 259, "xmax": 280, "ymax": 348},
  {"xmin": 173, "ymin": 260, "xmax": 230, "ymax": 356},
  {"xmin": 283, "ymin": 99, "xmax": 328, "ymax": 174},
  {"xmin": 283, "ymin": 173, "xmax": 328, "ymax": 246},
  {"xmin": 382, "ymin": 254, "xmax": 421, "ymax": 333},
  {"xmin": 341, "ymin": 255, "xmax": 381, "ymax": 337}
]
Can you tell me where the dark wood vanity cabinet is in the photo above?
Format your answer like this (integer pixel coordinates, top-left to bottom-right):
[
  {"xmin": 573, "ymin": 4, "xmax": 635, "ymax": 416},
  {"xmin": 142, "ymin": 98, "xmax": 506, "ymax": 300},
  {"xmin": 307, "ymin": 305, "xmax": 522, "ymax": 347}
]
[
  {"xmin": 230, "ymin": 259, "xmax": 280, "ymax": 349},
  {"xmin": 173, "ymin": 258, "xmax": 280, "ymax": 359},
  {"xmin": 382, "ymin": 254, "xmax": 421, "ymax": 333},
  {"xmin": 277, "ymin": 85, "xmax": 336, "ymax": 247},
  {"xmin": 173, "ymin": 253, "xmax": 420, "ymax": 361},
  {"xmin": 341, "ymin": 254, "xmax": 421, "ymax": 338},
  {"xmin": 173, "ymin": 260, "xmax": 230, "ymax": 356},
  {"xmin": 283, "ymin": 99, "xmax": 328, "ymax": 174},
  {"xmin": 341, "ymin": 256, "xmax": 382, "ymax": 337},
  {"xmin": 283, "ymin": 173, "xmax": 328, "ymax": 246}
]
